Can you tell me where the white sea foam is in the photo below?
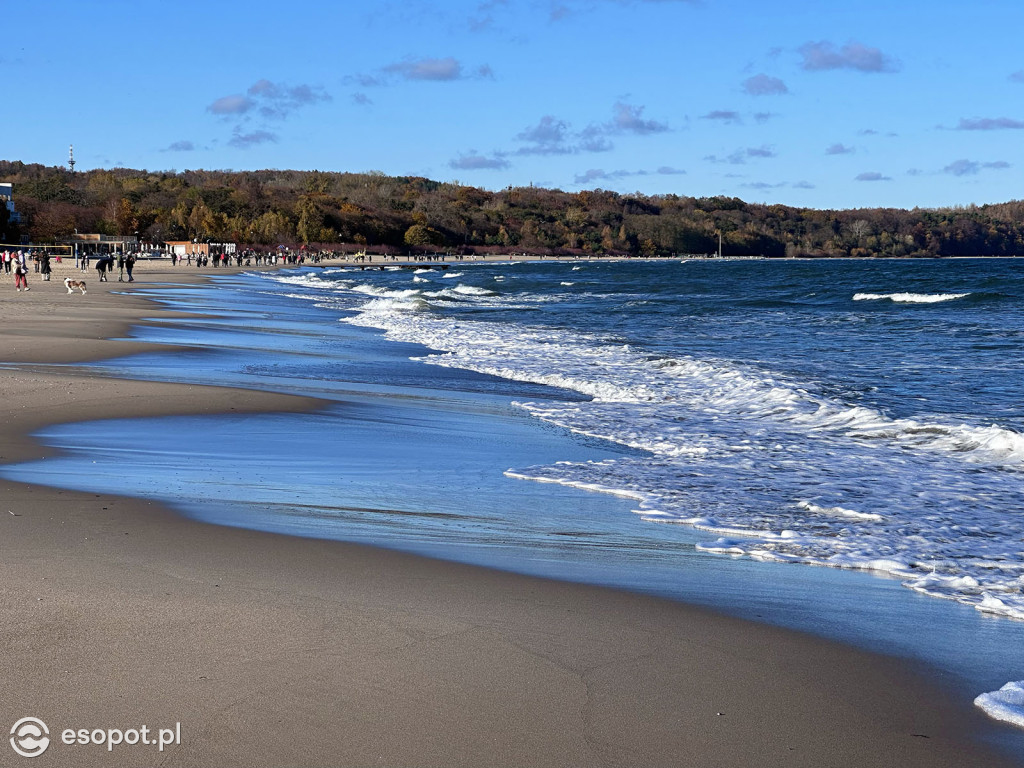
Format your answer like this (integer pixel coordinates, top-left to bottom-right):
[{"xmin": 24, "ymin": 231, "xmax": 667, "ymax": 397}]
[
  {"xmin": 351, "ymin": 284, "xmax": 423, "ymax": 299},
  {"xmin": 796, "ymin": 501, "xmax": 884, "ymax": 522},
  {"xmin": 357, "ymin": 296, "xmax": 430, "ymax": 313},
  {"xmin": 441, "ymin": 272, "xmax": 464, "ymax": 279},
  {"xmin": 267, "ymin": 273, "xmax": 332, "ymax": 288},
  {"xmin": 336, "ymin": 276, "xmax": 1024, "ymax": 627},
  {"xmin": 319, "ymin": 269, "xmax": 1024, "ymax": 727},
  {"xmin": 450, "ymin": 284, "xmax": 495, "ymax": 296},
  {"xmin": 853, "ymin": 292, "xmax": 970, "ymax": 303},
  {"xmin": 421, "ymin": 285, "xmax": 500, "ymax": 303},
  {"xmin": 976, "ymin": 681, "xmax": 1024, "ymax": 728}
]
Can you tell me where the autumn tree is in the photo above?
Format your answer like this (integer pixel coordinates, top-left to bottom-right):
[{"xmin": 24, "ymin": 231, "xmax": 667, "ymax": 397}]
[{"xmin": 404, "ymin": 224, "xmax": 443, "ymax": 246}]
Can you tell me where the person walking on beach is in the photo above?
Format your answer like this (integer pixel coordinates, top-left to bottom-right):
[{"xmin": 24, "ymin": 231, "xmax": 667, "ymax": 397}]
[
  {"xmin": 39, "ymin": 253, "xmax": 51, "ymax": 281},
  {"xmin": 125, "ymin": 252, "xmax": 136, "ymax": 282},
  {"xmin": 12, "ymin": 255, "xmax": 28, "ymax": 291},
  {"xmin": 95, "ymin": 255, "xmax": 109, "ymax": 282},
  {"xmin": 117, "ymin": 253, "xmax": 126, "ymax": 281}
]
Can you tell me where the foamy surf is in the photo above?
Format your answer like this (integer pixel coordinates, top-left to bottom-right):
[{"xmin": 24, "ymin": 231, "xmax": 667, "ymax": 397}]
[
  {"xmin": 277, "ymin": 260, "xmax": 1024, "ymax": 731},
  {"xmin": 853, "ymin": 292, "xmax": 970, "ymax": 303},
  {"xmin": 336, "ymin": 275, "xmax": 1024, "ymax": 633},
  {"xmin": 976, "ymin": 682, "xmax": 1024, "ymax": 729}
]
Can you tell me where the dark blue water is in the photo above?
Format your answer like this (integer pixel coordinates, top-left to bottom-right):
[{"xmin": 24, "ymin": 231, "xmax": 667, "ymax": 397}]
[{"xmin": 6, "ymin": 258, "xmax": 1024, "ymax": 745}]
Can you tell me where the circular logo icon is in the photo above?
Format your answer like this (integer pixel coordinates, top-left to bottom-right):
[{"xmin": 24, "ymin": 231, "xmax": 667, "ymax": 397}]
[{"xmin": 10, "ymin": 718, "xmax": 50, "ymax": 758}]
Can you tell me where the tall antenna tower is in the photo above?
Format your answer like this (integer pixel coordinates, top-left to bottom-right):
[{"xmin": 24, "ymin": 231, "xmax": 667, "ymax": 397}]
[{"xmin": 68, "ymin": 144, "xmax": 76, "ymax": 172}]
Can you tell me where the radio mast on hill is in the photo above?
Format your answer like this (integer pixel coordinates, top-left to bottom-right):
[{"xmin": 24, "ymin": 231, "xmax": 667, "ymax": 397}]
[{"xmin": 68, "ymin": 144, "xmax": 76, "ymax": 172}]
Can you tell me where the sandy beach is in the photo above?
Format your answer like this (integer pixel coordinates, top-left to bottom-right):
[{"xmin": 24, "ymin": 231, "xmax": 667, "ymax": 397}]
[{"xmin": 1, "ymin": 258, "xmax": 1019, "ymax": 767}]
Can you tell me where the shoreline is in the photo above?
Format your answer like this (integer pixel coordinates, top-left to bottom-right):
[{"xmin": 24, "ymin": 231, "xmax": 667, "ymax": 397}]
[{"xmin": 1, "ymin": 261, "xmax": 1020, "ymax": 767}]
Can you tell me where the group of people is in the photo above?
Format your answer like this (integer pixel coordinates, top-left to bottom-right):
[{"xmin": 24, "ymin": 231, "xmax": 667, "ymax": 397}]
[
  {"xmin": 3, "ymin": 249, "xmax": 54, "ymax": 291},
  {"xmin": 168, "ymin": 249, "xmax": 316, "ymax": 268},
  {"xmin": 3, "ymin": 247, "xmax": 141, "ymax": 290},
  {"xmin": 90, "ymin": 252, "xmax": 136, "ymax": 282}
]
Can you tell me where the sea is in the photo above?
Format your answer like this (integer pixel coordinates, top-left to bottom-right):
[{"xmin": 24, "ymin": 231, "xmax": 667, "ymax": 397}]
[{"xmin": 8, "ymin": 257, "xmax": 1024, "ymax": 751}]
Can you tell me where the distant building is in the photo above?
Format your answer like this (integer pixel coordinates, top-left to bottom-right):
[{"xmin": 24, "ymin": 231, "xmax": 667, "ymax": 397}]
[
  {"xmin": 58, "ymin": 233, "xmax": 139, "ymax": 254},
  {"xmin": 0, "ymin": 182, "xmax": 22, "ymax": 224},
  {"xmin": 165, "ymin": 241, "xmax": 208, "ymax": 257}
]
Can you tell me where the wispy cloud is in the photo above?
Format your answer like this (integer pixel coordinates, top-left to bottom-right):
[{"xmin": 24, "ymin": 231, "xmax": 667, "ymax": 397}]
[
  {"xmin": 574, "ymin": 168, "xmax": 623, "ymax": 184},
  {"xmin": 608, "ymin": 101, "xmax": 669, "ymax": 134},
  {"xmin": 1009, "ymin": 70, "xmax": 1024, "ymax": 83},
  {"xmin": 351, "ymin": 74, "xmax": 385, "ymax": 88},
  {"xmin": 742, "ymin": 74, "xmax": 788, "ymax": 96},
  {"xmin": 228, "ymin": 130, "xmax": 278, "ymax": 149},
  {"xmin": 163, "ymin": 140, "xmax": 195, "ymax": 152},
  {"xmin": 350, "ymin": 57, "xmax": 493, "ymax": 89},
  {"xmin": 246, "ymin": 79, "xmax": 331, "ymax": 119},
  {"xmin": 207, "ymin": 80, "xmax": 329, "ymax": 150},
  {"xmin": 207, "ymin": 80, "xmax": 330, "ymax": 123},
  {"xmin": 706, "ymin": 145, "xmax": 776, "ymax": 165},
  {"xmin": 825, "ymin": 143, "xmax": 855, "ymax": 155},
  {"xmin": 573, "ymin": 165, "xmax": 686, "ymax": 186},
  {"xmin": 512, "ymin": 101, "xmax": 668, "ymax": 156},
  {"xmin": 955, "ymin": 117, "xmax": 1024, "ymax": 131},
  {"xmin": 943, "ymin": 159, "xmax": 1011, "ymax": 176},
  {"xmin": 742, "ymin": 181, "xmax": 787, "ymax": 190},
  {"xmin": 352, "ymin": 93, "xmax": 372, "ymax": 106},
  {"xmin": 701, "ymin": 110, "xmax": 742, "ymax": 124},
  {"xmin": 855, "ymin": 171, "xmax": 891, "ymax": 182},
  {"xmin": 799, "ymin": 41, "xmax": 900, "ymax": 73},
  {"xmin": 208, "ymin": 94, "xmax": 254, "ymax": 116},
  {"xmin": 384, "ymin": 56, "xmax": 464, "ymax": 81},
  {"xmin": 449, "ymin": 152, "xmax": 510, "ymax": 170},
  {"xmin": 515, "ymin": 115, "xmax": 575, "ymax": 155},
  {"xmin": 378, "ymin": 56, "xmax": 494, "ymax": 82}
]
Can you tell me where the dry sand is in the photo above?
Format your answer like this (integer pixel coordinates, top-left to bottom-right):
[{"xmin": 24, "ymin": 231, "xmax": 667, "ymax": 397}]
[{"xmin": 0, "ymin": 258, "xmax": 1019, "ymax": 767}]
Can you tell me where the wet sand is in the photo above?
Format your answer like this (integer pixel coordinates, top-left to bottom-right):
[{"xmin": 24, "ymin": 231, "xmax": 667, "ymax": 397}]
[{"xmin": 0, "ymin": 259, "xmax": 1018, "ymax": 767}]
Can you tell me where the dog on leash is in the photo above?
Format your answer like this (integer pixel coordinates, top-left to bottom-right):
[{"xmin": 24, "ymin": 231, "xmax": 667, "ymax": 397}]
[{"xmin": 64, "ymin": 277, "xmax": 87, "ymax": 294}]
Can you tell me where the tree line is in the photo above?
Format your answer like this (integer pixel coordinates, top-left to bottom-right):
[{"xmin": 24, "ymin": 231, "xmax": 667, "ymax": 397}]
[{"xmin": 2, "ymin": 160, "xmax": 1023, "ymax": 258}]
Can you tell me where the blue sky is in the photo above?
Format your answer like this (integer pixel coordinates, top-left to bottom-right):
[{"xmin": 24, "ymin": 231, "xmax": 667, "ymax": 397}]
[{"xmin": 5, "ymin": 0, "xmax": 1023, "ymax": 209}]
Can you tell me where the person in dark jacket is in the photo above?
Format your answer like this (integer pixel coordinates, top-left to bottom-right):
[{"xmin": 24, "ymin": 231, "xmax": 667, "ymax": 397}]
[{"xmin": 95, "ymin": 255, "xmax": 112, "ymax": 282}]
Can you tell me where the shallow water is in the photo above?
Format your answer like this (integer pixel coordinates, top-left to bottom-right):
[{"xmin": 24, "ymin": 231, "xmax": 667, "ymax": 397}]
[{"xmin": 6, "ymin": 260, "xmax": 1024, "ymax": 753}]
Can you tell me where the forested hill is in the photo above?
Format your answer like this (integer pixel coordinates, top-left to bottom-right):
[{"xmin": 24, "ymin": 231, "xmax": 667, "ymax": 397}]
[{"xmin": 2, "ymin": 160, "xmax": 1023, "ymax": 258}]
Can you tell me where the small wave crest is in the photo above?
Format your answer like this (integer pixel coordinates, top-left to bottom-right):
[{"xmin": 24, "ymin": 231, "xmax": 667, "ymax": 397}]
[
  {"xmin": 423, "ymin": 284, "xmax": 498, "ymax": 301},
  {"xmin": 357, "ymin": 296, "xmax": 431, "ymax": 313},
  {"xmin": 853, "ymin": 292, "xmax": 970, "ymax": 303},
  {"xmin": 976, "ymin": 681, "xmax": 1024, "ymax": 729}
]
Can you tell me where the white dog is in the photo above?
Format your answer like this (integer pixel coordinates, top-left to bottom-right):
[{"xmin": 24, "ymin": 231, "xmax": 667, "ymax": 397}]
[{"xmin": 64, "ymin": 277, "xmax": 87, "ymax": 294}]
